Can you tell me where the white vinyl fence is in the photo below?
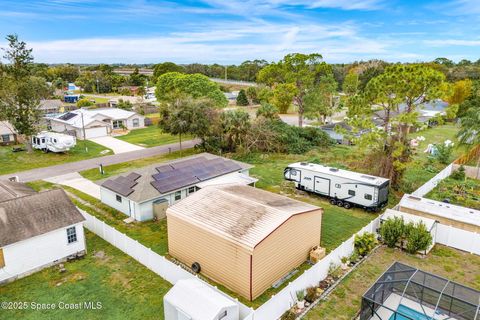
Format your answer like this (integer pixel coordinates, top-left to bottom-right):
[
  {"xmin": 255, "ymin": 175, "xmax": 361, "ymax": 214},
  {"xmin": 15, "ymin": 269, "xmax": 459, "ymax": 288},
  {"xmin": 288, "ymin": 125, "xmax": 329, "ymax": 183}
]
[
  {"xmin": 244, "ymin": 217, "xmax": 381, "ymax": 320},
  {"xmin": 80, "ymin": 210, "xmax": 254, "ymax": 319},
  {"xmin": 435, "ymin": 224, "xmax": 480, "ymax": 255},
  {"xmin": 411, "ymin": 163, "xmax": 453, "ymax": 197}
]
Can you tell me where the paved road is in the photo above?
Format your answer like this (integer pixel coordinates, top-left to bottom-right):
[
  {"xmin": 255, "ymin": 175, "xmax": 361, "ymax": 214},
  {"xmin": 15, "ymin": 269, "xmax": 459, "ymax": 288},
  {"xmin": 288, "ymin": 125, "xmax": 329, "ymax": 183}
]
[{"xmin": 1, "ymin": 139, "xmax": 199, "ymax": 182}]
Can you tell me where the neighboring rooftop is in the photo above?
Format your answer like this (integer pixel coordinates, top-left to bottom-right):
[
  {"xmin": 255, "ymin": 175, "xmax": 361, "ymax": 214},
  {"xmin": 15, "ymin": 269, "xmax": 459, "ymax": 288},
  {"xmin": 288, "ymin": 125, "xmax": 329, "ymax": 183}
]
[
  {"xmin": 0, "ymin": 188, "xmax": 85, "ymax": 247},
  {"xmin": 399, "ymin": 194, "xmax": 480, "ymax": 227},
  {"xmin": 100, "ymin": 153, "xmax": 253, "ymax": 202},
  {"xmin": 38, "ymin": 99, "xmax": 63, "ymax": 112},
  {"xmin": 47, "ymin": 108, "xmax": 140, "ymax": 129},
  {"xmin": 288, "ymin": 162, "xmax": 390, "ymax": 186},
  {"xmin": 167, "ymin": 184, "xmax": 321, "ymax": 251},
  {"xmin": 0, "ymin": 180, "xmax": 36, "ymax": 202}
]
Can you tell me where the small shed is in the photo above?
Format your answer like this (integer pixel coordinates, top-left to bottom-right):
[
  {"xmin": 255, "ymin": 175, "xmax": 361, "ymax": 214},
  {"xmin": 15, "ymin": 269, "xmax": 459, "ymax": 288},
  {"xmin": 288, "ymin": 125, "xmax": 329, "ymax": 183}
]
[
  {"xmin": 381, "ymin": 209, "xmax": 437, "ymax": 254},
  {"xmin": 167, "ymin": 184, "xmax": 323, "ymax": 301},
  {"xmin": 164, "ymin": 278, "xmax": 239, "ymax": 320}
]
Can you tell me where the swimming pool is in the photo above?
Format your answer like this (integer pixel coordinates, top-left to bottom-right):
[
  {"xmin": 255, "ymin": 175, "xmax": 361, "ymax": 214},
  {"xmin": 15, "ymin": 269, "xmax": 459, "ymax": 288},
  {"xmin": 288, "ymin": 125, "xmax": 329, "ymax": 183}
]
[{"xmin": 389, "ymin": 304, "xmax": 437, "ymax": 320}]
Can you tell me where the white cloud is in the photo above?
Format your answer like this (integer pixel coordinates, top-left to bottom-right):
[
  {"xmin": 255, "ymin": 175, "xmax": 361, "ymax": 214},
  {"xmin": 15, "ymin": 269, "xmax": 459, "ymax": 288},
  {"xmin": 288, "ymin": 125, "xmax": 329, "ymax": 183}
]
[
  {"xmin": 424, "ymin": 39, "xmax": 480, "ymax": 46},
  {"xmin": 436, "ymin": 0, "xmax": 480, "ymax": 15}
]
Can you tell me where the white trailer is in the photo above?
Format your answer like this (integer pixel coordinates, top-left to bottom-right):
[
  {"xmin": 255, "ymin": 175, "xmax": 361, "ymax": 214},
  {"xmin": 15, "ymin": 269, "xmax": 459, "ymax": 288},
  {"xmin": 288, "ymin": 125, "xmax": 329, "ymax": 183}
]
[
  {"xmin": 32, "ymin": 131, "xmax": 76, "ymax": 153},
  {"xmin": 284, "ymin": 162, "xmax": 389, "ymax": 211}
]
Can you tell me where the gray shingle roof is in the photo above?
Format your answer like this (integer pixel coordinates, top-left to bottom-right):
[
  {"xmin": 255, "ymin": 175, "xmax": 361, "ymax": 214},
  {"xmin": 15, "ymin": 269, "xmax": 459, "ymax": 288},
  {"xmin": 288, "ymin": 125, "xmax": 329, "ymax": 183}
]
[
  {"xmin": 0, "ymin": 188, "xmax": 85, "ymax": 247},
  {"xmin": 0, "ymin": 180, "xmax": 36, "ymax": 202},
  {"xmin": 100, "ymin": 153, "xmax": 253, "ymax": 203}
]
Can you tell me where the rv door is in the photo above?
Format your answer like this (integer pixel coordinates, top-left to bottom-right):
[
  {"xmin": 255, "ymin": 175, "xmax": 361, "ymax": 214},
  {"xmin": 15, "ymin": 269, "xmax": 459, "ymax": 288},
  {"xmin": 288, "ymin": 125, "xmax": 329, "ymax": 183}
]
[{"xmin": 314, "ymin": 176, "xmax": 330, "ymax": 195}]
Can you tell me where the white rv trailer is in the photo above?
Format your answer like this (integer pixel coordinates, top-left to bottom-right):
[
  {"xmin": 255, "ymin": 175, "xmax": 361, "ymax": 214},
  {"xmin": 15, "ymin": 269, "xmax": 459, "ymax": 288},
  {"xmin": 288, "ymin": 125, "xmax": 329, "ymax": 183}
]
[
  {"xmin": 32, "ymin": 131, "xmax": 76, "ymax": 153},
  {"xmin": 284, "ymin": 162, "xmax": 389, "ymax": 211}
]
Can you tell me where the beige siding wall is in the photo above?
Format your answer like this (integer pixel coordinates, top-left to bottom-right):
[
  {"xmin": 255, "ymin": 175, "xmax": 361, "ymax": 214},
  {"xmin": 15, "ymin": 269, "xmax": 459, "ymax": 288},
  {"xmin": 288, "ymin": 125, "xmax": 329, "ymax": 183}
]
[
  {"xmin": 251, "ymin": 210, "xmax": 322, "ymax": 300},
  {"xmin": 398, "ymin": 206, "xmax": 480, "ymax": 233},
  {"xmin": 167, "ymin": 214, "xmax": 252, "ymax": 299}
]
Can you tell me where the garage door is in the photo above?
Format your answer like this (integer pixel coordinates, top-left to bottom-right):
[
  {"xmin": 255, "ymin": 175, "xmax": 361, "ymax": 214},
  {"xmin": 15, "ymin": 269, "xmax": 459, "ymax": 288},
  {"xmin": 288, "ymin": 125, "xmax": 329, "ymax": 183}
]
[{"xmin": 85, "ymin": 126, "xmax": 108, "ymax": 139}]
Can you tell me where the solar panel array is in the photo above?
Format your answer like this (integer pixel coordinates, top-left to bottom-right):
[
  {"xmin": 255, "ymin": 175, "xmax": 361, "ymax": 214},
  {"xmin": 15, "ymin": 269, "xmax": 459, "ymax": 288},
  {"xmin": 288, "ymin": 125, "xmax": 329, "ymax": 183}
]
[
  {"xmin": 58, "ymin": 112, "xmax": 78, "ymax": 121},
  {"xmin": 150, "ymin": 157, "xmax": 242, "ymax": 194},
  {"xmin": 101, "ymin": 172, "xmax": 142, "ymax": 197}
]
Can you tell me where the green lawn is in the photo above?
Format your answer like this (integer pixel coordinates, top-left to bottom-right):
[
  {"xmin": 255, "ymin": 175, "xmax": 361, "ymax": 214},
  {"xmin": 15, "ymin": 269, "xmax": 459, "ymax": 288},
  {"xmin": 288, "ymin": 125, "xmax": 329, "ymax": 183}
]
[
  {"xmin": 425, "ymin": 175, "xmax": 480, "ymax": 209},
  {"xmin": 0, "ymin": 231, "xmax": 172, "ymax": 320},
  {"xmin": 116, "ymin": 126, "xmax": 187, "ymax": 147},
  {"xmin": 402, "ymin": 124, "xmax": 466, "ymax": 193},
  {"xmin": 80, "ymin": 148, "xmax": 199, "ymax": 181},
  {"xmin": 304, "ymin": 245, "xmax": 480, "ymax": 320},
  {"xmin": 0, "ymin": 141, "xmax": 112, "ymax": 175}
]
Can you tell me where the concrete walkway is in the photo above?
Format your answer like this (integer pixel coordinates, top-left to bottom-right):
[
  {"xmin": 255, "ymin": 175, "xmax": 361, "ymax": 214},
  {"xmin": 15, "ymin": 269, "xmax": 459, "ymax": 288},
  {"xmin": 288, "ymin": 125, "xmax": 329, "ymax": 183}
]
[
  {"xmin": 89, "ymin": 136, "xmax": 144, "ymax": 154},
  {"xmin": 44, "ymin": 172, "xmax": 101, "ymax": 199},
  {"xmin": 0, "ymin": 139, "xmax": 199, "ymax": 182}
]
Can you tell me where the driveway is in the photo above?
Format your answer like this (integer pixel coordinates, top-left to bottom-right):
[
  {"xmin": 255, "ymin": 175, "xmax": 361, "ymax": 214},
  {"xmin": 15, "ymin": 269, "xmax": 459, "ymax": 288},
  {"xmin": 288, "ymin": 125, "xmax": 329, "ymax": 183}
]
[
  {"xmin": 89, "ymin": 136, "xmax": 145, "ymax": 154},
  {"xmin": 44, "ymin": 172, "xmax": 101, "ymax": 199}
]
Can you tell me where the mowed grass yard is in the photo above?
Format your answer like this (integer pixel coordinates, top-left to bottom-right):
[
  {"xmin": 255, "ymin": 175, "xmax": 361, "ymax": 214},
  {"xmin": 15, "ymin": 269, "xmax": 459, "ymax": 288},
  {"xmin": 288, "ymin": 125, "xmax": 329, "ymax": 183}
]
[
  {"xmin": 0, "ymin": 231, "xmax": 172, "ymax": 320},
  {"xmin": 0, "ymin": 141, "xmax": 111, "ymax": 175},
  {"xmin": 116, "ymin": 126, "xmax": 189, "ymax": 147},
  {"xmin": 304, "ymin": 245, "xmax": 480, "ymax": 320}
]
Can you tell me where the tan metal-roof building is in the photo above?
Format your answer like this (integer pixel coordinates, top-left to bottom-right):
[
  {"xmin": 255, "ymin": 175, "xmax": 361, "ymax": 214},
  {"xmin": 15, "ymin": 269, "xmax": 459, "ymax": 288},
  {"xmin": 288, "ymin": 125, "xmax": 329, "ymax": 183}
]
[{"xmin": 166, "ymin": 184, "xmax": 323, "ymax": 301}]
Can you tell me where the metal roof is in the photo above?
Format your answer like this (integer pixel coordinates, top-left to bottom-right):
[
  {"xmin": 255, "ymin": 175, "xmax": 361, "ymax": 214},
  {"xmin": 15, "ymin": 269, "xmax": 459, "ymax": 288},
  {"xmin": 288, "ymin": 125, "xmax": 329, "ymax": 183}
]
[
  {"xmin": 399, "ymin": 194, "xmax": 480, "ymax": 227},
  {"xmin": 166, "ymin": 184, "xmax": 321, "ymax": 252}
]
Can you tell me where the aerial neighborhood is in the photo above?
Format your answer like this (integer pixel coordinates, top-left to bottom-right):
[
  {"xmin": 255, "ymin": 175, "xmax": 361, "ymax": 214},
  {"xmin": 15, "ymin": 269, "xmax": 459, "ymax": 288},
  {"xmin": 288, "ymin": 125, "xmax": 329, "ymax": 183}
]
[{"xmin": 0, "ymin": 2, "xmax": 480, "ymax": 320}]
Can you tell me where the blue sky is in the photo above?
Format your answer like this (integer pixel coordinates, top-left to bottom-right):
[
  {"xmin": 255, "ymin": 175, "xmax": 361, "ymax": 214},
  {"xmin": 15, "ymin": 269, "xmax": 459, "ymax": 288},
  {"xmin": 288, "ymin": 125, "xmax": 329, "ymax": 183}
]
[{"xmin": 0, "ymin": 0, "xmax": 479, "ymax": 64}]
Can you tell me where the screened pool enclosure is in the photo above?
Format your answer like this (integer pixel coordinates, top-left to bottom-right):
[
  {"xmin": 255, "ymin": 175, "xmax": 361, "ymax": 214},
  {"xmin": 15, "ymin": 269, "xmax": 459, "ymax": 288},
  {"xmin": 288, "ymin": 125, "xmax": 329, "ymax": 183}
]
[{"xmin": 360, "ymin": 262, "xmax": 480, "ymax": 320}]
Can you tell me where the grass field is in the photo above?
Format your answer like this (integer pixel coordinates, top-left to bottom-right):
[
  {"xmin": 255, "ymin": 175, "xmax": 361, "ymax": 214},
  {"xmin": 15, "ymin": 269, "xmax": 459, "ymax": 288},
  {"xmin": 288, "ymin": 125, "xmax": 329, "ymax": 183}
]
[
  {"xmin": 116, "ymin": 126, "xmax": 187, "ymax": 147},
  {"xmin": 0, "ymin": 141, "xmax": 111, "ymax": 175},
  {"xmin": 0, "ymin": 231, "xmax": 172, "ymax": 320},
  {"xmin": 304, "ymin": 245, "xmax": 480, "ymax": 320}
]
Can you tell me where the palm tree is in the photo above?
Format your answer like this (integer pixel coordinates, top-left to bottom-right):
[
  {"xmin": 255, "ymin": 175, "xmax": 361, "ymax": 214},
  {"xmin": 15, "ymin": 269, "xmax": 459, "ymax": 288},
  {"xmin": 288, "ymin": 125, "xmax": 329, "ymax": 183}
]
[{"xmin": 457, "ymin": 106, "xmax": 480, "ymax": 177}]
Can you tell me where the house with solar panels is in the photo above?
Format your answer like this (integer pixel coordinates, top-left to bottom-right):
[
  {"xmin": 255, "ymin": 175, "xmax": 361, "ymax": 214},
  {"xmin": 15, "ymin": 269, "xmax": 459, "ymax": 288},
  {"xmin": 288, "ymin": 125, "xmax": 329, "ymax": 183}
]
[{"xmin": 99, "ymin": 153, "xmax": 257, "ymax": 221}]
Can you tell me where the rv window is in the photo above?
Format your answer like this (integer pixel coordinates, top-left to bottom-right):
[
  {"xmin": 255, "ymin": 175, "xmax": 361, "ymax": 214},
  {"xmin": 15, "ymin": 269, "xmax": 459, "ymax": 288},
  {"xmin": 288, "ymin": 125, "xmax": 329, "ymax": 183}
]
[
  {"xmin": 66, "ymin": 226, "xmax": 77, "ymax": 244},
  {"xmin": 116, "ymin": 195, "xmax": 122, "ymax": 203},
  {"xmin": 41, "ymin": 138, "xmax": 45, "ymax": 143},
  {"xmin": 364, "ymin": 194, "xmax": 373, "ymax": 200},
  {"xmin": 291, "ymin": 171, "xmax": 297, "ymax": 176},
  {"xmin": 53, "ymin": 139, "xmax": 57, "ymax": 143},
  {"xmin": 304, "ymin": 177, "xmax": 311, "ymax": 181},
  {"xmin": 348, "ymin": 190, "xmax": 356, "ymax": 196},
  {"xmin": 174, "ymin": 191, "xmax": 181, "ymax": 201},
  {"xmin": 335, "ymin": 184, "xmax": 341, "ymax": 188}
]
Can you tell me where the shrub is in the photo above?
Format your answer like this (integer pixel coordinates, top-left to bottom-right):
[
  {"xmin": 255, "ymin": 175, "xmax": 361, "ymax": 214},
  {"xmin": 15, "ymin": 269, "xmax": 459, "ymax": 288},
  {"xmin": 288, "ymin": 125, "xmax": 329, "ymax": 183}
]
[
  {"xmin": 77, "ymin": 98, "xmax": 93, "ymax": 107},
  {"xmin": 451, "ymin": 165, "xmax": 466, "ymax": 180},
  {"xmin": 379, "ymin": 217, "xmax": 405, "ymax": 248},
  {"xmin": 296, "ymin": 290, "xmax": 305, "ymax": 301},
  {"xmin": 236, "ymin": 89, "xmax": 249, "ymax": 106},
  {"xmin": 405, "ymin": 221, "xmax": 432, "ymax": 254},
  {"xmin": 281, "ymin": 309, "xmax": 296, "ymax": 320},
  {"xmin": 305, "ymin": 286, "xmax": 317, "ymax": 303},
  {"xmin": 354, "ymin": 232, "xmax": 377, "ymax": 256},
  {"xmin": 256, "ymin": 103, "xmax": 279, "ymax": 120},
  {"xmin": 435, "ymin": 143, "xmax": 453, "ymax": 164}
]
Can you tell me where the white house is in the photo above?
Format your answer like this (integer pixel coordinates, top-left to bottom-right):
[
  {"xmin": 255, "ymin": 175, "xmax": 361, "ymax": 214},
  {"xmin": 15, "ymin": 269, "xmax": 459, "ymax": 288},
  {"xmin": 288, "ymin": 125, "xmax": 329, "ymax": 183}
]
[
  {"xmin": 99, "ymin": 153, "xmax": 257, "ymax": 221},
  {"xmin": 0, "ymin": 181, "xmax": 86, "ymax": 284},
  {"xmin": 164, "ymin": 278, "xmax": 239, "ymax": 320},
  {"xmin": 45, "ymin": 108, "xmax": 145, "ymax": 139}
]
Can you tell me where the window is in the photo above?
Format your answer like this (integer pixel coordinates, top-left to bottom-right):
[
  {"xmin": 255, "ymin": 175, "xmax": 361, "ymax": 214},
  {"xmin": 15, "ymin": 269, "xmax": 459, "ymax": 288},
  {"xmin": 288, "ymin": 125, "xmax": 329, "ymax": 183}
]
[
  {"xmin": 348, "ymin": 190, "xmax": 356, "ymax": 196},
  {"xmin": 304, "ymin": 177, "xmax": 311, "ymax": 181},
  {"xmin": 218, "ymin": 310, "xmax": 228, "ymax": 320},
  {"xmin": 112, "ymin": 120, "xmax": 123, "ymax": 129},
  {"xmin": 188, "ymin": 186, "xmax": 196, "ymax": 194},
  {"xmin": 291, "ymin": 171, "xmax": 297, "ymax": 176},
  {"xmin": 132, "ymin": 118, "xmax": 139, "ymax": 127},
  {"xmin": 116, "ymin": 194, "xmax": 122, "ymax": 202},
  {"xmin": 1, "ymin": 134, "xmax": 10, "ymax": 142},
  {"xmin": 174, "ymin": 191, "xmax": 181, "ymax": 201},
  {"xmin": 335, "ymin": 183, "xmax": 341, "ymax": 188},
  {"xmin": 66, "ymin": 226, "xmax": 77, "ymax": 244},
  {"xmin": 364, "ymin": 194, "xmax": 373, "ymax": 200}
]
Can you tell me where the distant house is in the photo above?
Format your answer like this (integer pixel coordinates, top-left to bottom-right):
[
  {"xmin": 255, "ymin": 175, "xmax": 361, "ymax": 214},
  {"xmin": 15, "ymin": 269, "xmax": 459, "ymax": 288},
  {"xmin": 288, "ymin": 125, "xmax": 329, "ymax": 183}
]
[
  {"xmin": 99, "ymin": 153, "xmax": 257, "ymax": 221},
  {"xmin": 224, "ymin": 91, "xmax": 239, "ymax": 101},
  {"xmin": 167, "ymin": 184, "xmax": 323, "ymax": 301},
  {"xmin": 0, "ymin": 181, "xmax": 86, "ymax": 283},
  {"xmin": 67, "ymin": 83, "xmax": 79, "ymax": 91},
  {"xmin": 0, "ymin": 121, "xmax": 18, "ymax": 145},
  {"xmin": 46, "ymin": 108, "xmax": 145, "ymax": 139},
  {"xmin": 118, "ymin": 86, "xmax": 140, "ymax": 96},
  {"xmin": 320, "ymin": 121, "xmax": 369, "ymax": 145},
  {"xmin": 38, "ymin": 99, "xmax": 63, "ymax": 115}
]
